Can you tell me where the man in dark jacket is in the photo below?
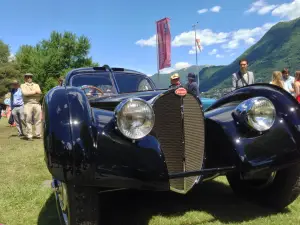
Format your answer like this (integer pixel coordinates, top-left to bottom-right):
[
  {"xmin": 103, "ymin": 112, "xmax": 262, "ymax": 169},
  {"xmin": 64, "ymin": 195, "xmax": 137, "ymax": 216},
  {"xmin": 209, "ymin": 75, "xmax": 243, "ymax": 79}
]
[{"xmin": 185, "ymin": 73, "xmax": 199, "ymax": 97}]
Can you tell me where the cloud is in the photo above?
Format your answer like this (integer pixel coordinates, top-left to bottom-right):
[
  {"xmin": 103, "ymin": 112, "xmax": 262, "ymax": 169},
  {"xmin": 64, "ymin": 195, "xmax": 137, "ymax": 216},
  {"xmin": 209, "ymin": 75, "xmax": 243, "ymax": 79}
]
[
  {"xmin": 245, "ymin": 37, "xmax": 256, "ymax": 45},
  {"xmin": 246, "ymin": 0, "xmax": 265, "ymax": 13},
  {"xmin": 197, "ymin": 6, "xmax": 221, "ymax": 14},
  {"xmin": 210, "ymin": 6, "xmax": 221, "ymax": 13},
  {"xmin": 135, "ymin": 34, "xmax": 156, "ymax": 47},
  {"xmin": 172, "ymin": 29, "xmax": 229, "ymax": 47},
  {"xmin": 272, "ymin": 0, "xmax": 300, "ymax": 20},
  {"xmin": 245, "ymin": 0, "xmax": 278, "ymax": 15},
  {"xmin": 189, "ymin": 47, "xmax": 197, "ymax": 54},
  {"xmin": 221, "ymin": 22, "xmax": 275, "ymax": 49},
  {"xmin": 159, "ymin": 62, "xmax": 191, "ymax": 74},
  {"xmin": 222, "ymin": 40, "xmax": 239, "ymax": 49},
  {"xmin": 188, "ymin": 46, "xmax": 204, "ymax": 54},
  {"xmin": 245, "ymin": 0, "xmax": 300, "ymax": 20},
  {"xmin": 230, "ymin": 53, "xmax": 236, "ymax": 57},
  {"xmin": 135, "ymin": 21, "xmax": 275, "ymax": 55},
  {"xmin": 259, "ymin": 4, "xmax": 278, "ymax": 15},
  {"xmin": 174, "ymin": 62, "xmax": 191, "ymax": 70},
  {"xmin": 159, "ymin": 67, "xmax": 176, "ymax": 74},
  {"xmin": 198, "ymin": 9, "xmax": 208, "ymax": 14},
  {"xmin": 136, "ymin": 29, "xmax": 229, "ymax": 48},
  {"xmin": 208, "ymin": 49, "xmax": 218, "ymax": 55},
  {"xmin": 216, "ymin": 54, "xmax": 224, "ymax": 58}
]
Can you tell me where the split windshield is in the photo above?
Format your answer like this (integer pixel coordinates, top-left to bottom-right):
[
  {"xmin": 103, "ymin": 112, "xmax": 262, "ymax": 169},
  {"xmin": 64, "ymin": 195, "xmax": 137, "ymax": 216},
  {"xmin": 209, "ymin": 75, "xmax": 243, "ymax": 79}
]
[{"xmin": 70, "ymin": 71, "xmax": 154, "ymax": 95}]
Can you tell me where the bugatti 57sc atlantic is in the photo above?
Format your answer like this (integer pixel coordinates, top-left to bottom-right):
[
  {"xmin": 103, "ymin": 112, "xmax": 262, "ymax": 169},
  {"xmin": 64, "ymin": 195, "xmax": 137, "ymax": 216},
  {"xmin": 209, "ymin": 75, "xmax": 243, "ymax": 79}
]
[{"xmin": 42, "ymin": 65, "xmax": 300, "ymax": 224}]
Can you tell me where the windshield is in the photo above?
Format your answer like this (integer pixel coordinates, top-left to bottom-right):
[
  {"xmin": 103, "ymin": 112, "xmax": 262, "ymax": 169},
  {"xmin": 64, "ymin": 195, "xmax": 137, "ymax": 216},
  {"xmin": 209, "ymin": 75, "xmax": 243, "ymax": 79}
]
[
  {"xmin": 70, "ymin": 71, "xmax": 155, "ymax": 96},
  {"xmin": 114, "ymin": 73, "xmax": 154, "ymax": 93},
  {"xmin": 71, "ymin": 73, "xmax": 116, "ymax": 97}
]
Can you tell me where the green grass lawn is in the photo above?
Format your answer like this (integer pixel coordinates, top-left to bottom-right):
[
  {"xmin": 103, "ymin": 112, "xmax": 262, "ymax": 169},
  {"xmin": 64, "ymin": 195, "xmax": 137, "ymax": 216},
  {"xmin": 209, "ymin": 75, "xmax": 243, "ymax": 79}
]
[{"xmin": 0, "ymin": 117, "xmax": 300, "ymax": 225}]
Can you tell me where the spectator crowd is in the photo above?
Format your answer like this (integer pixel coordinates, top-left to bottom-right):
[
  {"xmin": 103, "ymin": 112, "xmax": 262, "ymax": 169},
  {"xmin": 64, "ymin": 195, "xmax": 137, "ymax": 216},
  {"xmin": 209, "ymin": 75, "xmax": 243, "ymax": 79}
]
[
  {"xmin": 231, "ymin": 58, "xmax": 300, "ymax": 102},
  {"xmin": 0, "ymin": 73, "xmax": 62, "ymax": 141},
  {"xmin": 168, "ymin": 58, "xmax": 300, "ymax": 103}
]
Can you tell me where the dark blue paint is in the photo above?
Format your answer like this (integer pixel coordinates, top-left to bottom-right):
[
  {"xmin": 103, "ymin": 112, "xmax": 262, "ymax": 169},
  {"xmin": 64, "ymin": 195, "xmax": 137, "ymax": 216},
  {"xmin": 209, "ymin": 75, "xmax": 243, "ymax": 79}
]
[{"xmin": 43, "ymin": 67, "xmax": 300, "ymax": 192}]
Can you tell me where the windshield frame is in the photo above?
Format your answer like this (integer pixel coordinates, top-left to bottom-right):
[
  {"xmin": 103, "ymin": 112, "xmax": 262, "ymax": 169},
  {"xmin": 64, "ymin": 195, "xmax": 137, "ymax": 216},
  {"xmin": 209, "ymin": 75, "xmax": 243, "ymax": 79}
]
[
  {"xmin": 70, "ymin": 72, "xmax": 118, "ymax": 95},
  {"xmin": 66, "ymin": 67, "xmax": 157, "ymax": 94}
]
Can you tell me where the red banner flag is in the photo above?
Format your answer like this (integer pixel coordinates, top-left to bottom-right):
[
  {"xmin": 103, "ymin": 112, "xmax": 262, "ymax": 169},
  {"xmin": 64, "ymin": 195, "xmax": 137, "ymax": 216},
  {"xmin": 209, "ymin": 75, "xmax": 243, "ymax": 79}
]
[{"xmin": 156, "ymin": 18, "xmax": 171, "ymax": 70}]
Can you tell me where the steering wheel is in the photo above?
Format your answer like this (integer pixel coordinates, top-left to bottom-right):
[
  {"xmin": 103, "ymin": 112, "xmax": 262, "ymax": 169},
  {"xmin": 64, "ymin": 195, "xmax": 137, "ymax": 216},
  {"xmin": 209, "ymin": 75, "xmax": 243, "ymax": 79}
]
[{"xmin": 80, "ymin": 85, "xmax": 105, "ymax": 97}]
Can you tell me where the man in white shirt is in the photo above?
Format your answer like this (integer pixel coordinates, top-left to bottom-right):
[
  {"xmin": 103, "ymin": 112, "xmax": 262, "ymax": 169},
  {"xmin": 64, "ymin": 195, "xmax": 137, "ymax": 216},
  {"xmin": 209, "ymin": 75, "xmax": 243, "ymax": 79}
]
[
  {"xmin": 282, "ymin": 68, "xmax": 295, "ymax": 95},
  {"xmin": 232, "ymin": 58, "xmax": 255, "ymax": 90}
]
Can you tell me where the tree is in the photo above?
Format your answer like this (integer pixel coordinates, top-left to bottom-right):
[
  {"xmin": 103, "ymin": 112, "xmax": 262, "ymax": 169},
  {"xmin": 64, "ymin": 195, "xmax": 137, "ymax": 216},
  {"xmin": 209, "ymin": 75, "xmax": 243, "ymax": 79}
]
[
  {"xmin": 0, "ymin": 40, "xmax": 21, "ymax": 99},
  {"xmin": 16, "ymin": 31, "xmax": 99, "ymax": 94},
  {"xmin": 0, "ymin": 40, "xmax": 9, "ymax": 64}
]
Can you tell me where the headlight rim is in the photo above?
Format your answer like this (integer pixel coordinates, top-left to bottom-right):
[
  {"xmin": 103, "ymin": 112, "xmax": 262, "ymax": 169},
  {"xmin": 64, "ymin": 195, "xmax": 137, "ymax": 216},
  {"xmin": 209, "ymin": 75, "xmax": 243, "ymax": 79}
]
[
  {"xmin": 234, "ymin": 96, "xmax": 276, "ymax": 132},
  {"xmin": 114, "ymin": 97, "xmax": 155, "ymax": 140}
]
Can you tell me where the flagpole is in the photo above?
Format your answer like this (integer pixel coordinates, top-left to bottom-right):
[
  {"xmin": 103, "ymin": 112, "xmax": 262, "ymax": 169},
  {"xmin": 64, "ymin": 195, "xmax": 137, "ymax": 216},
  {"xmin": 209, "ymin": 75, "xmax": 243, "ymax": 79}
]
[
  {"xmin": 193, "ymin": 22, "xmax": 199, "ymax": 86},
  {"xmin": 193, "ymin": 23, "xmax": 198, "ymax": 67},
  {"xmin": 155, "ymin": 20, "xmax": 160, "ymax": 83}
]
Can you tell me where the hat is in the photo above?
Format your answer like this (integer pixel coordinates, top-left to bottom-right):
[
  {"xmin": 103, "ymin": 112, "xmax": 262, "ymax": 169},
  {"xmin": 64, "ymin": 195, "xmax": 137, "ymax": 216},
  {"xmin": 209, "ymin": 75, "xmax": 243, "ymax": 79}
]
[
  {"xmin": 188, "ymin": 72, "xmax": 196, "ymax": 79},
  {"xmin": 24, "ymin": 73, "xmax": 33, "ymax": 77},
  {"xmin": 170, "ymin": 73, "xmax": 180, "ymax": 80},
  {"xmin": 10, "ymin": 79, "xmax": 19, "ymax": 84}
]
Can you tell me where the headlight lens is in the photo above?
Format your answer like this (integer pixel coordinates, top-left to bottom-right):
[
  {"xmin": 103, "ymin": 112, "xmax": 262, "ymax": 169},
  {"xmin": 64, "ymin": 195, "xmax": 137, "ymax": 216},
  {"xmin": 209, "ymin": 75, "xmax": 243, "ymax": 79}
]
[
  {"xmin": 115, "ymin": 99, "xmax": 155, "ymax": 140},
  {"xmin": 235, "ymin": 97, "xmax": 276, "ymax": 131}
]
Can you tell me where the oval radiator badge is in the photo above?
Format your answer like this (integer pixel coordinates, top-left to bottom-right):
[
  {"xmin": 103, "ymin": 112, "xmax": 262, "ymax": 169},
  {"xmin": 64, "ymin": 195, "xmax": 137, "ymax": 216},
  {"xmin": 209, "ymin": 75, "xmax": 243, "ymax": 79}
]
[{"xmin": 175, "ymin": 88, "xmax": 187, "ymax": 96}]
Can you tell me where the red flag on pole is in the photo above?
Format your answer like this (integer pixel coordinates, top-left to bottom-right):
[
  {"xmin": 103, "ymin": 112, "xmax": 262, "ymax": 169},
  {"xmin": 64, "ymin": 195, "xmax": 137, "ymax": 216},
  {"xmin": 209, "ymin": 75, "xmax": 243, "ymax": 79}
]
[
  {"xmin": 196, "ymin": 38, "xmax": 203, "ymax": 52},
  {"xmin": 156, "ymin": 18, "xmax": 171, "ymax": 70}
]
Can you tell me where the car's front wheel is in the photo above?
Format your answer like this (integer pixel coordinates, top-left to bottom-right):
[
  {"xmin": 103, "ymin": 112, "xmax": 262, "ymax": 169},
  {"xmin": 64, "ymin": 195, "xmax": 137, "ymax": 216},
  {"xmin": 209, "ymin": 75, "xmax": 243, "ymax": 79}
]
[
  {"xmin": 226, "ymin": 163, "xmax": 300, "ymax": 211},
  {"xmin": 54, "ymin": 180, "xmax": 100, "ymax": 225}
]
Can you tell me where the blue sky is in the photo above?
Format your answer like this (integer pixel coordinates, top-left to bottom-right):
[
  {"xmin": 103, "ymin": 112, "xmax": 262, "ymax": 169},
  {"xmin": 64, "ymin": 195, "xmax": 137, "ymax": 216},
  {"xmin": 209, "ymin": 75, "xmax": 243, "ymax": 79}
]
[{"xmin": 0, "ymin": 0, "xmax": 299, "ymax": 75}]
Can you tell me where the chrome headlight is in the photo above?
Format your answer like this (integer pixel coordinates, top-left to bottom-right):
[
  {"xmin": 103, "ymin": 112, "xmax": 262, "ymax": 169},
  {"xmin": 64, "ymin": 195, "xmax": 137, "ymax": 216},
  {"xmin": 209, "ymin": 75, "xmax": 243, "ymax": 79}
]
[
  {"xmin": 115, "ymin": 98, "xmax": 155, "ymax": 140},
  {"xmin": 235, "ymin": 97, "xmax": 276, "ymax": 131}
]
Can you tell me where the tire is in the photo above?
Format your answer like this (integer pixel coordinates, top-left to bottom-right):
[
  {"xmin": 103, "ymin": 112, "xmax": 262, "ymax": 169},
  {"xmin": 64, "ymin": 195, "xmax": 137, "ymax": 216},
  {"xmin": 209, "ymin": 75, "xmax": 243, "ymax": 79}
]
[
  {"xmin": 54, "ymin": 181, "xmax": 100, "ymax": 225},
  {"xmin": 226, "ymin": 163, "xmax": 300, "ymax": 211}
]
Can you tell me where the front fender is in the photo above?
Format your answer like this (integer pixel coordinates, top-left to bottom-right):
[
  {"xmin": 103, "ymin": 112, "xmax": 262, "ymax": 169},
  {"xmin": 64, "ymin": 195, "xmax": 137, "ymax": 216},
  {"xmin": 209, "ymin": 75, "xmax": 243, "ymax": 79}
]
[
  {"xmin": 43, "ymin": 86, "xmax": 73, "ymax": 181},
  {"xmin": 43, "ymin": 87, "xmax": 170, "ymax": 190},
  {"xmin": 204, "ymin": 84, "xmax": 300, "ymax": 172},
  {"xmin": 43, "ymin": 86, "xmax": 95, "ymax": 182}
]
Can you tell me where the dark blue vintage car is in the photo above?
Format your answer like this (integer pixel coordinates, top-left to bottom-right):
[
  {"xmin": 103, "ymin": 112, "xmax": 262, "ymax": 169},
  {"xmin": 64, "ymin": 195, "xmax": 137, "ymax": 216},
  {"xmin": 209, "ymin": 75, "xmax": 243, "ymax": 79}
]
[{"xmin": 43, "ymin": 65, "xmax": 300, "ymax": 225}]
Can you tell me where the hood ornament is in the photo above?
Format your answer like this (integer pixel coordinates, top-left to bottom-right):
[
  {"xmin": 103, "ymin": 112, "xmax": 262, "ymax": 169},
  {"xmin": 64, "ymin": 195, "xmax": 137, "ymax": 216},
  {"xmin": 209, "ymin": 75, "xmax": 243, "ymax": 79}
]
[{"xmin": 175, "ymin": 87, "xmax": 187, "ymax": 97}]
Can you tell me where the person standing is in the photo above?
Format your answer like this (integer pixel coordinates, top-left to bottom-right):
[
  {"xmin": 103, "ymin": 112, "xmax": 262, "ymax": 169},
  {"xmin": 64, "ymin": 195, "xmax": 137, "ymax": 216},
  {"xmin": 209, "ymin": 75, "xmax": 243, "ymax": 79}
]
[
  {"xmin": 185, "ymin": 72, "xmax": 199, "ymax": 97},
  {"xmin": 232, "ymin": 58, "xmax": 255, "ymax": 90},
  {"xmin": 20, "ymin": 73, "xmax": 42, "ymax": 140},
  {"xmin": 270, "ymin": 71, "xmax": 285, "ymax": 88},
  {"xmin": 10, "ymin": 80, "xmax": 26, "ymax": 136},
  {"xmin": 169, "ymin": 73, "xmax": 181, "ymax": 89},
  {"xmin": 294, "ymin": 71, "xmax": 300, "ymax": 103},
  {"xmin": 282, "ymin": 68, "xmax": 295, "ymax": 95},
  {"xmin": 58, "ymin": 76, "xmax": 64, "ymax": 87}
]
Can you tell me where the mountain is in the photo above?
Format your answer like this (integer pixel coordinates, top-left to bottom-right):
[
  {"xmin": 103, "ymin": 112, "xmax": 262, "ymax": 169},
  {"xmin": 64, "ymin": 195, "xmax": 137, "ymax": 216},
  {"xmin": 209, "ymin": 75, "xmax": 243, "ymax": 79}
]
[
  {"xmin": 198, "ymin": 65, "xmax": 225, "ymax": 84},
  {"xmin": 150, "ymin": 65, "xmax": 227, "ymax": 88},
  {"xmin": 200, "ymin": 17, "xmax": 300, "ymax": 93},
  {"xmin": 151, "ymin": 65, "xmax": 208, "ymax": 88}
]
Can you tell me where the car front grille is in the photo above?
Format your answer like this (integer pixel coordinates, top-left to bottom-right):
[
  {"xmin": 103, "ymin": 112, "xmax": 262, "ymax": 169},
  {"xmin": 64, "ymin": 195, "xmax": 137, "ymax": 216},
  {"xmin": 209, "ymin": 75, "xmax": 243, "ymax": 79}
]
[{"xmin": 152, "ymin": 91, "xmax": 205, "ymax": 193}]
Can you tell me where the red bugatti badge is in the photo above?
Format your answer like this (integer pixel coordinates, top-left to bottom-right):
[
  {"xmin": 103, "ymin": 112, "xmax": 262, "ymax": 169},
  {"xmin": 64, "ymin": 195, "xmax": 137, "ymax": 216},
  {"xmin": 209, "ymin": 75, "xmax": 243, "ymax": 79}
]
[{"xmin": 175, "ymin": 88, "xmax": 187, "ymax": 96}]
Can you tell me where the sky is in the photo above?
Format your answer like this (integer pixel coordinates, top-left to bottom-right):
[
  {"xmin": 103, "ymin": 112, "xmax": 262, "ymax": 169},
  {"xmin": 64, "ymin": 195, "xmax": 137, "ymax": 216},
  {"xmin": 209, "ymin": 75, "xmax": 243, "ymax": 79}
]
[{"xmin": 0, "ymin": 0, "xmax": 300, "ymax": 76}]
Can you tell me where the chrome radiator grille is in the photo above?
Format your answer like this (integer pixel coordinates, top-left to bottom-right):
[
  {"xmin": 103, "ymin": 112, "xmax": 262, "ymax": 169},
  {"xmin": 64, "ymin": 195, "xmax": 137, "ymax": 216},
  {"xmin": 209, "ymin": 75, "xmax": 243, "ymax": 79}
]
[{"xmin": 152, "ymin": 91, "xmax": 205, "ymax": 193}]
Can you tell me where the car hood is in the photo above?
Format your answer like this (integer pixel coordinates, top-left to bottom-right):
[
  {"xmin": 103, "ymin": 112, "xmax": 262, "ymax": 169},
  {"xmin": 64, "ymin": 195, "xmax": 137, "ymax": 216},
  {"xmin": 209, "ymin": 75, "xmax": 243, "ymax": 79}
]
[{"xmin": 90, "ymin": 90, "xmax": 165, "ymax": 103}]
